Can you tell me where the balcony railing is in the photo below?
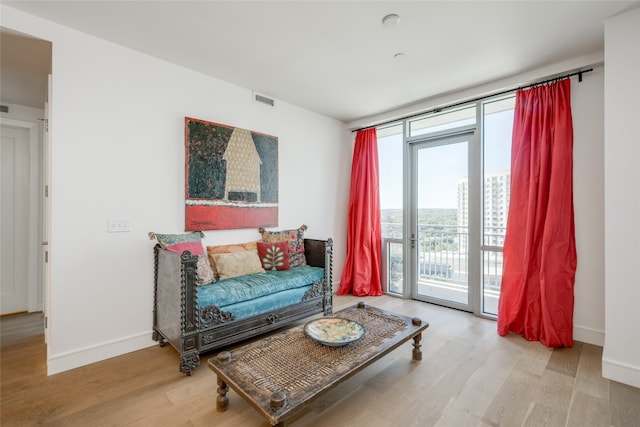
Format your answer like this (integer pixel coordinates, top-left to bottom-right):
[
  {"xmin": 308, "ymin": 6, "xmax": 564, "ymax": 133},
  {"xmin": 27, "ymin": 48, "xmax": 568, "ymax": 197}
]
[{"xmin": 382, "ymin": 222, "xmax": 505, "ymax": 314}]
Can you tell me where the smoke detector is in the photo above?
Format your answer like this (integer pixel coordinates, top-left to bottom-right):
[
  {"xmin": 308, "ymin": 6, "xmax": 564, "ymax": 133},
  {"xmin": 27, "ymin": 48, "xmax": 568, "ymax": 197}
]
[{"xmin": 382, "ymin": 14, "xmax": 400, "ymax": 27}]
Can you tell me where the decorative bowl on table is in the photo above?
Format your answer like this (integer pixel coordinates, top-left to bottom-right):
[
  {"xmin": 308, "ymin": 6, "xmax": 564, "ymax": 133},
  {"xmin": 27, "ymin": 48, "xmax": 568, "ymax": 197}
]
[{"xmin": 303, "ymin": 317, "xmax": 365, "ymax": 347}]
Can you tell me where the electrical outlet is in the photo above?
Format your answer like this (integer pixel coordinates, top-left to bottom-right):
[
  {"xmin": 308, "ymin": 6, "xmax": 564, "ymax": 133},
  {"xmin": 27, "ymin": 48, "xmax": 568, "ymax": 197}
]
[{"xmin": 107, "ymin": 217, "xmax": 132, "ymax": 233}]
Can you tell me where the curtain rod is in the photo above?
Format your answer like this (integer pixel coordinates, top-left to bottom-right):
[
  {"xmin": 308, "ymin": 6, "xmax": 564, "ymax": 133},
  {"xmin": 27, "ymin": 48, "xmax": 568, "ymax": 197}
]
[{"xmin": 351, "ymin": 68, "xmax": 594, "ymax": 133}]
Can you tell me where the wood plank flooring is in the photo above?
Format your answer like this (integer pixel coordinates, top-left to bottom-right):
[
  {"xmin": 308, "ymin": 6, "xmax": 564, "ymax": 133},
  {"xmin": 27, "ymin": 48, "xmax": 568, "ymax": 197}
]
[
  {"xmin": 2, "ymin": 295, "xmax": 639, "ymax": 426},
  {"xmin": 0, "ymin": 311, "xmax": 44, "ymax": 347}
]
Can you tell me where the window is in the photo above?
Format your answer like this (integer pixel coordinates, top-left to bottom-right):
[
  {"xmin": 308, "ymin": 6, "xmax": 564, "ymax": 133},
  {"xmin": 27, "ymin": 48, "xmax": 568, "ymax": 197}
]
[
  {"xmin": 409, "ymin": 105, "xmax": 476, "ymax": 137},
  {"xmin": 378, "ymin": 123, "xmax": 404, "ymax": 295},
  {"xmin": 481, "ymin": 96, "xmax": 514, "ymax": 315},
  {"xmin": 377, "ymin": 95, "xmax": 515, "ymax": 317}
]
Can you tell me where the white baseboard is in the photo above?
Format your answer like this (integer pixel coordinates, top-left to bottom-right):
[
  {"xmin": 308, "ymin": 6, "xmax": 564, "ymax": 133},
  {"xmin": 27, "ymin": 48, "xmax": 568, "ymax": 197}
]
[
  {"xmin": 47, "ymin": 331, "xmax": 155, "ymax": 376},
  {"xmin": 602, "ymin": 357, "xmax": 640, "ymax": 388},
  {"xmin": 574, "ymin": 324, "xmax": 605, "ymax": 346}
]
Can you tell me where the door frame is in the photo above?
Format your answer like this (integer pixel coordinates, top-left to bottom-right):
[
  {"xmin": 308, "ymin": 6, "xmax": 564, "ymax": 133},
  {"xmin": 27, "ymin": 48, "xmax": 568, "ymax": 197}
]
[
  {"xmin": 1, "ymin": 117, "xmax": 41, "ymax": 313},
  {"xmin": 44, "ymin": 74, "xmax": 52, "ymax": 346},
  {"xmin": 406, "ymin": 125, "xmax": 480, "ymax": 313}
]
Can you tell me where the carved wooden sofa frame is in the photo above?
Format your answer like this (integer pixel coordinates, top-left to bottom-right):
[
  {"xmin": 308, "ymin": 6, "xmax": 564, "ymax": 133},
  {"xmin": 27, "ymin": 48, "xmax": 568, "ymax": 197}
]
[{"xmin": 152, "ymin": 238, "xmax": 333, "ymax": 375}]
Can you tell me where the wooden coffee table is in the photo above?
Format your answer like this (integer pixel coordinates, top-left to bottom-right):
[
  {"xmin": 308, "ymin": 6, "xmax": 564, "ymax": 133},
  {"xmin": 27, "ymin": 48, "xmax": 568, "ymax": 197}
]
[{"xmin": 208, "ymin": 302, "xmax": 429, "ymax": 426}]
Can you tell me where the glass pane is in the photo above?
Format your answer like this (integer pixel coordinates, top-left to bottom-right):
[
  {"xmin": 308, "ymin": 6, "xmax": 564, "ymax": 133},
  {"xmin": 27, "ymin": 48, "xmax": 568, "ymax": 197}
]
[
  {"xmin": 483, "ymin": 97, "xmax": 513, "ymax": 246},
  {"xmin": 482, "ymin": 250, "xmax": 502, "ymax": 315},
  {"xmin": 378, "ymin": 123, "xmax": 403, "ymax": 295},
  {"xmin": 482, "ymin": 96, "xmax": 514, "ymax": 315},
  {"xmin": 409, "ymin": 105, "xmax": 476, "ymax": 138},
  {"xmin": 385, "ymin": 239, "xmax": 403, "ymax": 295},
  {"xmin": 416, "ymin": 139, "xmax": 469, "ymax": 306},
  {"xmin": 379, "ymin": 123, "xmax": 403, "ymax": 240}
]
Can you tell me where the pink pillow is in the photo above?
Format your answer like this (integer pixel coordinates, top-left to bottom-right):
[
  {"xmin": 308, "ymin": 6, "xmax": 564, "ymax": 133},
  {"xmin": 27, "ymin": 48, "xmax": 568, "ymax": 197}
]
[
  {"xmin": 149, "ymin": 231, "xmax": 213, "ymax": 285},
  {"xmin": 164, "ymin": 241, "xmax": 205, "ymax": 255}
]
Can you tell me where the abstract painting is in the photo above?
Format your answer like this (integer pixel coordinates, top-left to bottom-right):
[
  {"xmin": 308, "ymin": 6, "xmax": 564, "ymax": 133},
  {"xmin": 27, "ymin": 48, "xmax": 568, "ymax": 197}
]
[{"xmin": 184, "ymin": 117, "xmax": 278, "ymax": 230}]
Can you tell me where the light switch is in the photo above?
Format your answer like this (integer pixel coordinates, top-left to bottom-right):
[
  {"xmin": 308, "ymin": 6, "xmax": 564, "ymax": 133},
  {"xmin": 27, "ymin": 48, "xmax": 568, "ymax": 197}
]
[{"xmin": 107, "ymin": 217, "xmax": 132, "ymax": 233}]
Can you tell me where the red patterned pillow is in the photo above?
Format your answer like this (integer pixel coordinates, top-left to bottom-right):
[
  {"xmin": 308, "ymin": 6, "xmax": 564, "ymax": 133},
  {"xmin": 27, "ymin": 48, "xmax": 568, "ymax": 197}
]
[
  {"xmin": 259, "ymin": 224, "xmax": 307, "ymax": 267},
  {"xmin": 257, "ymin": 241, "xmax": 290, "ymax": 271}
]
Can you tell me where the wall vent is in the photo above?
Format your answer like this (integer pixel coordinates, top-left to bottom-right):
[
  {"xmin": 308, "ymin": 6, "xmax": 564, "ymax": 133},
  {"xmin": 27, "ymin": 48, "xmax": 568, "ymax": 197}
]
[
  {"xmin": 0, "ymin": 105, "xmax": 8, "ymax": 113},
  {"xmin": 253, "ymin": 92, "xmax": 275, "ymax": 107}
]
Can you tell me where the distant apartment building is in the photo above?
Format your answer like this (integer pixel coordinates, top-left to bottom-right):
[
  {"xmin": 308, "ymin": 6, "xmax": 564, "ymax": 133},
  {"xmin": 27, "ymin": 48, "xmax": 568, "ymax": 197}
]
[{"xmin": 457, "ymin": 170, "xmax": 510, "ymax": 246}]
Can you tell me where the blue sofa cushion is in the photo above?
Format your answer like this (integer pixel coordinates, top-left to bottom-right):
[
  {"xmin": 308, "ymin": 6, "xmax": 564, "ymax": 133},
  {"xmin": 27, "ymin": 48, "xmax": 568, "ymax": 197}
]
[
  {"xmin": 214, "ymin": 286, "xmax": 313, "ymax": 321},
  {"xmin": 197, "ymin": 266, "xmax": 324, "ymax": 308}
]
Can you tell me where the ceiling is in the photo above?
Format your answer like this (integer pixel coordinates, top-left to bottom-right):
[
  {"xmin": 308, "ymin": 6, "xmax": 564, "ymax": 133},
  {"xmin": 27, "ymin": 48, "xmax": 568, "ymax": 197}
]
[{"xmin": 1, "ymin": 1, "xmax": 638, "ymax": 123}]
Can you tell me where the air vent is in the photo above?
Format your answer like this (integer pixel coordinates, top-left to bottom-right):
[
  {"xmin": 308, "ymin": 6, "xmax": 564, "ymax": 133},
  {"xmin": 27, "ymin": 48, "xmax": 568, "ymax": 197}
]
[
  {"xmin": 0, "ymin": 105, "xmax": 8, "ymax": 113},
  {"xmin": 253, "ymin": 92, "xmax": 275, "ymax": 107}
]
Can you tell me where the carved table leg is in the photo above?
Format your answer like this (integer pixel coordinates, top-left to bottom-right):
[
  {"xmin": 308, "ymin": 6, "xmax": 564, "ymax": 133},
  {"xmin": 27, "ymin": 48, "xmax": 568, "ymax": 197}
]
[
  {"xmin": 412, "ymin": 332, "xmax": 423, "ymax": 361},
  {"xmin": 270, "ymin": 390, "xmax": 287, "ymax": 426},
  {"xmin": 216, "ymin": 377, "xmax": 229, "ymax": 412}
]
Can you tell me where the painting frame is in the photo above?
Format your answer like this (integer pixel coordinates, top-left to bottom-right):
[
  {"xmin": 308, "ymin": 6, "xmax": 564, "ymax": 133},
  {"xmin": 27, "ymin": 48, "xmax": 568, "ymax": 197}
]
[{"xmin": 184, "ymin": 117, "xmax": 278, "ymax": 230}]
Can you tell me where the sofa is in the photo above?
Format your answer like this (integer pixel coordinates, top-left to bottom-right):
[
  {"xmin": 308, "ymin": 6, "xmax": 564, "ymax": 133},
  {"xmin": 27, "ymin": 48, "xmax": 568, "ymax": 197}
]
[{"xmin": 150, "ymin": 229, "xmax": 333, "ymax": 375}]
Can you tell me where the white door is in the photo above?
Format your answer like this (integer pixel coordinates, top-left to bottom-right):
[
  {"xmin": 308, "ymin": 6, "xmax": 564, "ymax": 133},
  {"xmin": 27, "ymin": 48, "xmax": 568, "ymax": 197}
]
[{"xmin": 1, "ymin": 125, "xmax": 31, "ymax": 314}]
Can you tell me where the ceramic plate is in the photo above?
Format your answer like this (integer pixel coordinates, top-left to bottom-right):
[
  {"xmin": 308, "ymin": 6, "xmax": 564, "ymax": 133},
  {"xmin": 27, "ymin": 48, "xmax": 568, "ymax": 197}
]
[{"xmin": 304, "ymin": 317, "xmax": 365, "ymax": 347}]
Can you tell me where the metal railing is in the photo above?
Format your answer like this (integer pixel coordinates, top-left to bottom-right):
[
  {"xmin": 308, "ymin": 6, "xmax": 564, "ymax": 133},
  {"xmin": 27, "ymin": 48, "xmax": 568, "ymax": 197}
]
[
  {"xmin": 417, "ymin": 224, "xmax": 466, "ymax": 284},
  {"xmin": 382, "ymin": 223, "xmax": 506, "ymax": 295}
]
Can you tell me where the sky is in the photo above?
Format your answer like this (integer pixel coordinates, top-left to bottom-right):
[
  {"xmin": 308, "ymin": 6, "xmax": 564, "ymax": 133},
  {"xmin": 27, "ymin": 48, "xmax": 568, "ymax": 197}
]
[{"xmin": 378, "ymin": 109, "xmax": 513, "ymax": 210}]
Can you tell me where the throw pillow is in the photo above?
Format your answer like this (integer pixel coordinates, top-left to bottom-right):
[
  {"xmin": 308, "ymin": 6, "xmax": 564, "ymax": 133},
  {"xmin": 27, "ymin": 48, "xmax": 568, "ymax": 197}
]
[
  {"xmin": 195, "ymin": 256, "xmax": 215, "ymax": 286},
  {"xmin": 149, "ymin": 231, "xmax": 215, "ymax": 286},
  {"xmin": 257, "ymin": 241, "xmax": 290, "ymax": 271},
  {"xmin": 149, "ymin": 231, "xmax": 205, "ymax": 255},
  {"xmin": 212, "ymin": 250, "xmax": 265, "ymax": 280},
  {"xmin": 206, "ymin": 241, "xmax": 258, "ymax": 278},
  {"xmin": 259, "ymin": 224, "xmax": 308, "ymax": 267}
]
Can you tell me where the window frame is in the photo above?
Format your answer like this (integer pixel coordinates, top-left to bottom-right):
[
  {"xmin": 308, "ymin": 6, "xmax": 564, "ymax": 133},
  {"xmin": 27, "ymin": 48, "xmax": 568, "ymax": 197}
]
[{"xmin": 377, "ymin": 94, "xmax": 515, "ymax": 319}]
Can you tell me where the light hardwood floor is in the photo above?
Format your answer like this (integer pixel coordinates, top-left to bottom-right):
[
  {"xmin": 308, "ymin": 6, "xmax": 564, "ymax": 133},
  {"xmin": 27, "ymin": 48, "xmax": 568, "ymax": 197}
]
[{"xmin": 2, "ymin": 295, "xmax": 639, "ymax": 426}]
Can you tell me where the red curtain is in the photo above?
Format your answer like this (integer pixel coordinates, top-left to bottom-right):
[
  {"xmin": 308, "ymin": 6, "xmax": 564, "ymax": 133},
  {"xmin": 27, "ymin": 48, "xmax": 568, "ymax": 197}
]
[
  {"xmin": 497, "ymin": 78, "xmax": 577, "ymax": 347},
  {"xmin": 338, "ymin": 128, "xmax": 383, "ymax": 296}
]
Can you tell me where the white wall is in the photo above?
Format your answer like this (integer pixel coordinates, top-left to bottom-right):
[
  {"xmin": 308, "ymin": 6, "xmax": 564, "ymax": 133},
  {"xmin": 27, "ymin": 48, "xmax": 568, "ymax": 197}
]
[
  {"xmin": 0, "ymin": 103, "xmax": 45, "ymax": 123},
  {"xmin": 1, "ymin": 5, "xmax": 351, "ymax": 375},
  {"xmin": 572, "ymin": 65, "xmax": 606, "ymax": 346},
  {"xmin": 603, "ymin": 8, "xmax": 640, "ymax": 389}
]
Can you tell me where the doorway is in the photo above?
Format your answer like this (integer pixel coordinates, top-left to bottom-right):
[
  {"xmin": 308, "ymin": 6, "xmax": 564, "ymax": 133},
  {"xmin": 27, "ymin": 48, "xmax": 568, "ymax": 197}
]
[
  {"xmin": 1, "ymin": 120, "xmax": 40, "ymax": 315},
  {"xmin": 409, "ymin": 129, "xmax": 476, "ymax": 312},
  {"xmin": 0, "ymin": 29, "xmax": 52, "ymax": 352}
]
